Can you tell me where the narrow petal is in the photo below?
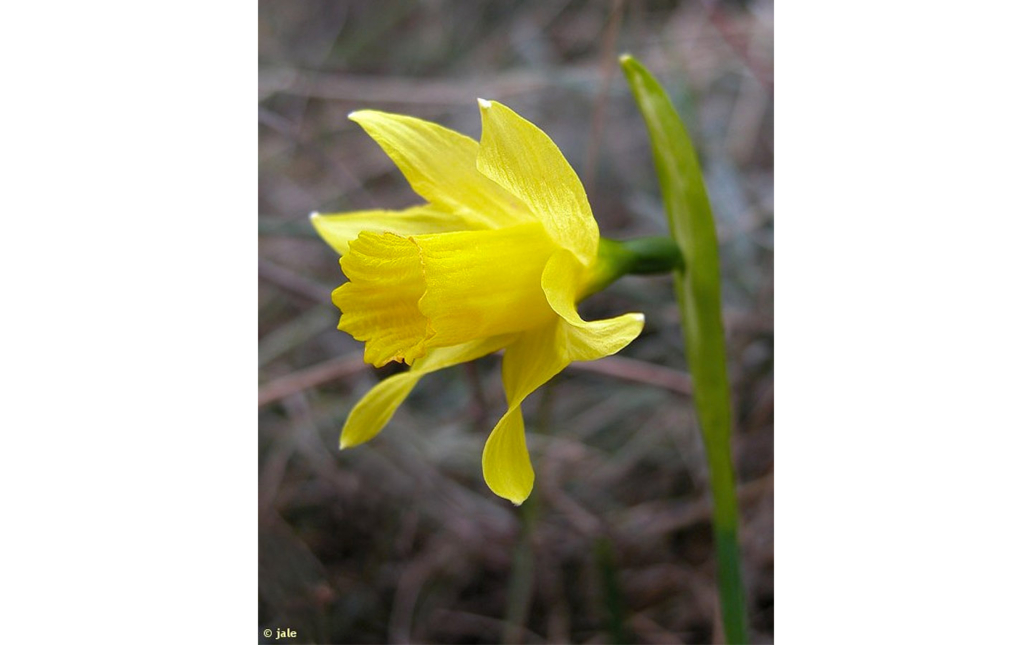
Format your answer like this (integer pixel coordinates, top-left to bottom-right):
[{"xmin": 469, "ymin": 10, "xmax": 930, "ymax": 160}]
[
  {"xmin": 500, "ymin": 319, "xmax": 569, "ymax": 402},
  {"xmin": 482, "ymin": 257, "xmax": 644, "ymax": 505},
  {"xmin": 481, "ymin": 405, "xmax": 533, "ymax": 505},
  {"xmin": 340, "ymin": 372, "xmax": 421, "ymax": 448},
  {"xmin": 564, "ymin": 312, "xmax": 645, "ymax": 362},
  {"xmin": 341, "ymin": 335, "xmax": 514, "ymax": 449},
  {"xmin": 476, "ymin": 99, "xmax": 599, "ymax": 265},
  {"xmin": 483, "ymin": 322, "xmax": 569, "ymax": 505},
  {"xmin": 541, "ymin": 250, "xmax": 645, "ymax": 362},
  {"xmin": 349, "ymin": 110, "xmax": 531, "ymax": 228},
  {"xmin": 311, "ymin": 205, "xmax": 482, "ymax": 255}
]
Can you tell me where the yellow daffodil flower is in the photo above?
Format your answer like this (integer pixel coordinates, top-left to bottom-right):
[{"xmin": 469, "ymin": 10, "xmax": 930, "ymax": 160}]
[{"xmin": 311, "ymin": 99, "xmax": 644, "ymax": 505}]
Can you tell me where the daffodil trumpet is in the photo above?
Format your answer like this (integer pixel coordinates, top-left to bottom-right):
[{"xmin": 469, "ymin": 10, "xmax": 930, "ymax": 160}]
[{"xmin": 311, "ymin": 99, "xmax": 679, "ymax": 505}]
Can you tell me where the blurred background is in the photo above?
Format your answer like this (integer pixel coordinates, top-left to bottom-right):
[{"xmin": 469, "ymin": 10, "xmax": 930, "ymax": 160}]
[{"xmin": 259, "ymin": 1, "xmax": 772, "ymax": 643}]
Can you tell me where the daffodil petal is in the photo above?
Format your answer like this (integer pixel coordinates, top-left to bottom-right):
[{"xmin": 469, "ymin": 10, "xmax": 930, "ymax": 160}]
[
  {"xmin": 475, "ymin": 99, "xmax": 599, "ymax": 265},
  {"xmin": 483, "ymin": 322, "xmax": 569, "ymax": 505},
  {"xmin": 500, "ymin": 319, "xmax": 569, "ymax": 402},
  {"xmin": 340, "ymin": 372, "xmax": 421, "ymax": 448},
  {"xmin": 413, "ymin": 333, "xmax": 517, "ymax": 372},
  {"xmin": 349, "ymin": 110, "xmax": 531, "ymax": 228},
  {"xmin": 481, "ymin": 405, "xmax": 534, "ymax": 505},
  {"xmin": 564, "ymin": 312, "xmax": 645, "ymax": 362},
  {"xmin": 541, "ymin": 250, "xmax": 645, "ymax": 362},
  {"xmin": 311, "ymin": 205, "xmax": 480, "ymax": 255},
  {"xmin": 341, "ymin": 334, "xmax": 514, "ymax": 449}
]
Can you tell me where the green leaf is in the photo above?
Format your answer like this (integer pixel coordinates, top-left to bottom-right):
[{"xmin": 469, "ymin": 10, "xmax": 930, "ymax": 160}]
[{"xmin": 620, "ymin": 54, "xmax": 749, "ymax": 644}]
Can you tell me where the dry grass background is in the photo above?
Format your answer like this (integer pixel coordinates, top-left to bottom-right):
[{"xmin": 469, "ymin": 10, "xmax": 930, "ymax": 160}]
[{"xmin": 259, "ymin": 1, "xmax": 772, "ymax": 643}]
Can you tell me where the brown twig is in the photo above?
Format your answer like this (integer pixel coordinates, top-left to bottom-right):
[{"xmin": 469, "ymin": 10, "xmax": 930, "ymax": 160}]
[
  {"xmin": 258, "ymin": 259, "xmax": 334, "ymax": 304},
  {"xmin": 701, "ymin": 0, "xmax": 773, "ymax": 90},
  {"xmin": 258, "ymin": 353, "xmax": 367, "ymax": 407},
  {"xmin": 584, "ymin": 0, "xmax": 626, "ymax": 198},
  {"xmin": 615, "ymin": 472, "xmax": 773, "ymax": 538},
  {"xmin": 566, "ymin": 354, "xmax": 693, "ymax": 396}
]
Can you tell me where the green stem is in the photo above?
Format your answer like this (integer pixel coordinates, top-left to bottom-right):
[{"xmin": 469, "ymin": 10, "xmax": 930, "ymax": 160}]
[
  {"xmin": 620, "ymin": 54, "xmax": 749, "ymax": 643},
  {"xmin": 503, "ymin": 501, "xmax": 536, "ymax": 644},
  {"xmin": 585, "ymin": 235, "xmax": 683, "ymax": 298},
  {"xmin": 503, "ymin": 382, "xmax": 556, "ymax": 643},
  {"xmin": 601, "ymin": 235, "xmax": 684, "ymax": 275},
  {"xmin": 593, "ymin": 537, "xmax": 629, "ymax": 645}
]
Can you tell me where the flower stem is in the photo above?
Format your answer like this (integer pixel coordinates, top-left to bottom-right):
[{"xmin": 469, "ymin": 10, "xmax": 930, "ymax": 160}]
[
  {"xmin": 621, "ymin": 54, "xmax": 749, "ymax": 643},
  {"xmin": 601, "ymin": 235, "xmax": 684, "ymax": 275},
  {"xmin": 586, "ymin": 235, "xmax": 683, "ymax": 297},
  {"xmin": 593, "ymin": 537, "xmax": 629, "ymax": 645}
]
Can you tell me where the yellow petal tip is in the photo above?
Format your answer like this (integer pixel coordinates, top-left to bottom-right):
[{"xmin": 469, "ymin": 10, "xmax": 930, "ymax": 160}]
[
  {"xmin": 308, "ymin": 211, "xmax": 320, "ymax": 220},
  {"xmin": 477, "ymin": 98, "xmax": 492, "ymax": 109}
]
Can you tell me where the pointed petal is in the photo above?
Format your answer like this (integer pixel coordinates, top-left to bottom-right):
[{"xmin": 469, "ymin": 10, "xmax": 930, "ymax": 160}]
[
  {"xmin": 483, "ymin": 322, "xmax": 569, "ymax": 505},
  {"xmin": 481, "ymin": 250, "xmax": 644, "ymax": 504},
  {"xmin": 500, "ymin": 319, "xmax": 569, "ymax": 402},
  {"xmin": 414, "ymin": 333, "xmax": 516, "ymax": 372},
  {"xmin": 340, "ymin": 371, "xmax": 421, "ymax": 448},
  {"xmin": 341, "ymin": 335, "xmax": 514, "ymax": 449},
  {"xmin": 349, "ymin": 110, "xmax": 531, "ymax": 228},
  {"xmin": 311, "ymin": 205, "xmax": 482, "ymax": 255},
  {"xmin": 541, "ymin": 250, "xmax": 645, "ymax": 362},
  {"xmin": 564, "ymin": 311, "xmax": 645, "ymax": 362},
  {"xmin": 481, "ymin": 405, "xmax": 534, "ymax": 505},
  {"xmin": 476, "ymin": 99, "xmax": 599, "ymax": 265}
]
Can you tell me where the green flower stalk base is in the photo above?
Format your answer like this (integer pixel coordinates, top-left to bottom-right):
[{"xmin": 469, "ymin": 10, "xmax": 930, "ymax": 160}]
[
  {"xmin": 586, "ymin": 236, "xmax": 683, "ymax": 296},
  {"xmin": 621, "ymin": 55, "xmax": 749, "ymax": 643}
]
